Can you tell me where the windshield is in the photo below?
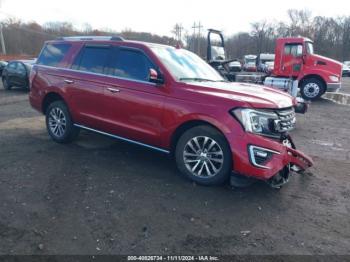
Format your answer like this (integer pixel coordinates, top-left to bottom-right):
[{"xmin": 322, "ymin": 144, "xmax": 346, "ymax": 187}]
[
  {"xmin": 306, "ymin": 42, "xmax": 314, "ymax": 54},
  {"xmin": 151, "ymin": 46, "xmax": 225, "ymax": 82},
  {"xmin": 245, "ymin": 59, "xmax": 256, "ymax": 64}
]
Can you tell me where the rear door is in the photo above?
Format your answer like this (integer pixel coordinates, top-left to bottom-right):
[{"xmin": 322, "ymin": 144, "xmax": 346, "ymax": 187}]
[
  {"xmin": 6, "ymin": 62, "xmax": 17, "ymax": 84},
  {"xmin": 100, "ymin": 46, "xmax": 166, "ymax": 146},
  {"xmin": 15, "ymin": 62, "xmax": 28, "ymax": 87},
  {"xmin": 64, "ymin": 44, "xmax": 112, "ymax": 130}
]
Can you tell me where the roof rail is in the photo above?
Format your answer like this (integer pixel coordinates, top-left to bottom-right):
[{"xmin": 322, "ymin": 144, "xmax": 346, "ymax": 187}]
[{"xmin": 56, "ymin": 36, "xmax": 124, "ymax": 41}]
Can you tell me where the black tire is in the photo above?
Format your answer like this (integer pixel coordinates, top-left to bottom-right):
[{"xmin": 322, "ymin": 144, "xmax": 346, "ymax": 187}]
[
  {"xmin": 300, "ymin": 78, "xmax": 325, "ymax": 100},
  {"xmin": 2, "ymin": 77, "xmax": 12, "ymax": 90},
  {"xmin": 175, "ymin": 125, "xmax": 232, "ymax": 186},
  {"xmin": 45, "ymin": 100, "xmax": 80, "ymax": 144}
]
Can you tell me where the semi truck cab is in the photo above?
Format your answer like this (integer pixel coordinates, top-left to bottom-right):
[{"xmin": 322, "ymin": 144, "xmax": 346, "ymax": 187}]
[{"xmin": 272, "ymin": 37, "xmax": 342, "ymax": 100}]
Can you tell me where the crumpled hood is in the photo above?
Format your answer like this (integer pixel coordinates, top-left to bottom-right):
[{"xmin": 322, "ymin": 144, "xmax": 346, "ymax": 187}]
[{"xmin": 182, "ymin": 81, "xmax": 294, "ymax": 109}]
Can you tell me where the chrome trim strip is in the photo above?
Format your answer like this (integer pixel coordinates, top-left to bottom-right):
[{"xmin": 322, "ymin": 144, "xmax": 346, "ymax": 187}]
[
  {"xmin": 35, "ymin": 64, "xmax": 158, "ymax": 86},
  {"xmin": 74, "ymin": 124, "xmax": 170, "ymax": 154},
  {"xmin": 248, "ymin": 145, "xmax": 280, "ymax": 169}
]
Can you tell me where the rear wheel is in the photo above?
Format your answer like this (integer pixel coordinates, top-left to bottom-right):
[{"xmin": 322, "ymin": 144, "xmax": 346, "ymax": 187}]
[
  {"xmin": 175, "ymin": 125, "xmax": 232, "ymax": 186},
  {"xmin": 2, "ymin": 77, "xmax": 11, "ymax": 90},
  {"xmin": 300, "ymin": 78, "xmax": 325, "ymax": 100},
  {"xmin": 46, "ymin": 101, "xmax": 80, "ymax": 143}
]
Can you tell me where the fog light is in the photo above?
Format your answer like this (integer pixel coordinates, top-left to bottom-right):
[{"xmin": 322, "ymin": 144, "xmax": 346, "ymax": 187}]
[{"xmin": 249, "ymin": 145, "xmax": 280, "ymax": 169}]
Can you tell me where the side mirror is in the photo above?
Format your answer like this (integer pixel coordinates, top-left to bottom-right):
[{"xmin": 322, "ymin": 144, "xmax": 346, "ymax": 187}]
[{"xmin": 149, "ymin": 68, "xmax": 164, "ymax": 84}]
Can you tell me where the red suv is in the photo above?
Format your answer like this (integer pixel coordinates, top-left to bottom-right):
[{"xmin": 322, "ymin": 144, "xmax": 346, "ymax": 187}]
[{"xmin": 29, "ymin": 36, "xmax": 313, "ymax": 188}]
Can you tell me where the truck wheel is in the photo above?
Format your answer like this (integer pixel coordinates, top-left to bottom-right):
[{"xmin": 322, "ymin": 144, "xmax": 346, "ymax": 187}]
[
  {"xmin": 46, "ymin": 101, "xmax": 80, "ymax": 144},
  {"xmin": 175, "ymin": 125, "xmax": 232, "ymax": 186},
  {"xmin": 2, "ymin": 77, "xmax": 12, "ymax": 90},
  {"xmin": 300, "ymin": 78, "xmax": 325, "ymax": 100}
]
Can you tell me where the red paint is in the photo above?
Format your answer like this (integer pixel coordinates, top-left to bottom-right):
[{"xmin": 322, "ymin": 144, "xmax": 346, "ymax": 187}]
[{"xmin": 29, "ymin": 39, "xmax": 313, "ymax": 181}]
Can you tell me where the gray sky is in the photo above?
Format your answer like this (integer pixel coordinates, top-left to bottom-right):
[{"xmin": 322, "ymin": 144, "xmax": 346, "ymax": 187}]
[{"xmin": 0, "ymin": 0, "xmax": 349, "ymax": 37}]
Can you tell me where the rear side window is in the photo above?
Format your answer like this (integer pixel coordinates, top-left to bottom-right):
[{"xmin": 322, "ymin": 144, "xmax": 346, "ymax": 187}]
[
  {"xmin": 37, "ymin": 43, "xmax": 70, "ymax": 67},
  {"xmin": 73, "ymin": 46, "xmax": 110, "ymax": 74},
  {"xmin": 8, "ymin": 62, "xmax": 17, "ymax": 69},
  {"xmin": 107, "ymin": 48, "xmax": 154, "ymax": 81}
]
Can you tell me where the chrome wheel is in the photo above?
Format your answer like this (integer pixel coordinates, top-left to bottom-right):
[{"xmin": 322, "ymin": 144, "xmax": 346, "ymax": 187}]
[
  {"xmin": 48, "ymin": 107, "xmax": 67, "ymax": 138},
  {"xmin": 183, "ymin": 136, "xmax": 224, "ymax": 178},
  {"xmin": 303, "ymin": 82, "xmax": 320, "ymax": 98}
]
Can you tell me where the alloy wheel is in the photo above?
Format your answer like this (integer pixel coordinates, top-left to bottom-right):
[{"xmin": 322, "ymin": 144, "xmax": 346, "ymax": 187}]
[
  {"xmin": 48, "ymin": 107, "xmax": 67, "ymax": 138},
  {"xmin": 183, "ymin": 136, "xmax": 224, "ymax": 178}
]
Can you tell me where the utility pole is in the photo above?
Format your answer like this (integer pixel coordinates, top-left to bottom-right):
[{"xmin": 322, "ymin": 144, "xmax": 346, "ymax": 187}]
[
  {"xmin": 0, "ymin": 24, "xmax": 6, "ymax": 55},
  {"xmin": 192, "ymin": 21, "xmax": 203, "ymax": 55},
  {"xmin": 0, "ymin": 0, "xmax": 6, "ymax": 55},
  {"xmin": 172, "ymin": 23, "xmax": 183, "ymax": 43}
]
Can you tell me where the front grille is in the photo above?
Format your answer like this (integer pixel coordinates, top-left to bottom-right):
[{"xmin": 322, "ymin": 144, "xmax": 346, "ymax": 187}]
[{"xmin": 275, "ymin": 108, "xmax": 296, "ymax": 132}]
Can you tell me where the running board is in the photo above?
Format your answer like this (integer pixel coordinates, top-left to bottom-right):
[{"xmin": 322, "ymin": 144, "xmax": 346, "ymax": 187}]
[{"xmin": 74, "ymin": 124, "xmax": 170, "ymax": 154}]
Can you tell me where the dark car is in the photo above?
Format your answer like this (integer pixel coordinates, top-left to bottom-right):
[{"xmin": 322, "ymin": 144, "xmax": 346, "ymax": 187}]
[
  {"xmin": 0, "ymin": 61, "xmax": 8, "ymax": 76},
  {"xmin": 2, "ymin": 60, "xmax": 35, "ymax": 90}
]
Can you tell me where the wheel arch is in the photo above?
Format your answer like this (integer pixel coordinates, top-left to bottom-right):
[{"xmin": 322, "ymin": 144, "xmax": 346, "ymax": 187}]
[
  {"xmin": 299, "ymin": 74, "xmax": 327, "ymax": 91},
  {"xmin": 169, "ymin": 119, "xmax": 229, "ymax": 155},
  {"xmin": 42, "ymin": 92, "xmax": 66, "ymax": 114}
]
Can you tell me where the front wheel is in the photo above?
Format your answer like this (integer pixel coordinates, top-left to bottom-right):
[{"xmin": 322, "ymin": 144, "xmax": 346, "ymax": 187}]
[
  {"xmin": 175, "ymin": 125, "xmax": 232, "ymax": 186},
  {"xmin": 46, "ymin": 101, "xmax": 80, "ymax": 143},
  {"xmin": 300, "ymin": 78, "xmax": 325, "ymax": 100}
]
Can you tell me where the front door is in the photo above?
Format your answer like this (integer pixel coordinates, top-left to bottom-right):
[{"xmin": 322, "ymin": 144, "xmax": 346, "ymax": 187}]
[
  {"xmin": 281, "ymin": 43, "xmax": 303, "ymax": 77},
  {"xmin": 100, "ymin": 47, "xmax": 167, "ymax": 147}
]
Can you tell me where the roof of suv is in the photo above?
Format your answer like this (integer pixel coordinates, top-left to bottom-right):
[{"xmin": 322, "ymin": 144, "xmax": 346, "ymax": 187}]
[{"xmin": 50, "ymin": 35, "xmax": 175, "ymax": 49}]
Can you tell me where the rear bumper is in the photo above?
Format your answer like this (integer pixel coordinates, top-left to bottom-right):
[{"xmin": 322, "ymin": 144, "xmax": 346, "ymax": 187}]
[
  {"xmin": 227, "ymin": 132, "xmax": 313, "ymax": 180},
  {"xmin": 327, "ymin": 82, "xmax": 341, "ymax": 92}
]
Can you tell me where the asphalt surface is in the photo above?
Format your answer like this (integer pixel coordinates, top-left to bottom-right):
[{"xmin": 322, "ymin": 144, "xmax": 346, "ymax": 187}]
[{"xmin": 0, "ymin": 80, "xmax": 350, "ymax": 255}]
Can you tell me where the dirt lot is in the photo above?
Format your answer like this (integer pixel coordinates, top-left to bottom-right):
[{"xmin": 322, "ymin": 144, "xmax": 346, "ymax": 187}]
[{"xmin": 0, "ymin": 80, "xmax": 350, "ymax": 256}]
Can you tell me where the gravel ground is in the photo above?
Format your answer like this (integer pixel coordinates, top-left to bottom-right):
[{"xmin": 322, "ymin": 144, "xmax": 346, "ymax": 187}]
[{"xmin": 0, "ymin": 81, "xmax": 349, "ymax": 256}]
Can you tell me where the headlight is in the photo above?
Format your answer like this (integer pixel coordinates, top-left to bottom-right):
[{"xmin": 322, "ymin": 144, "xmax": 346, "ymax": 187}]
[
  {"xmin": 232, "ymin": 108, "xmax": 278, "ymax": 135},
  {"xmin": 329, "ymin": 75, "xmax": 339, "ymax": 82}
]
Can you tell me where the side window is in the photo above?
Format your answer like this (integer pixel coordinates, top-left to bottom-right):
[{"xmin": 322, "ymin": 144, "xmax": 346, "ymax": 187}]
[
  {"xmin": 37, "ymin": 43, "xmax": 70, "ymax": 67},
  {"xmin": 8, "ymin": 62, "xmax": 17, "ymax": 70},
  {"xmin": 17, "ymin": 63, "xmax": 26, "ymax": 74},
  {"xmin": 284, "ymin": 44, "xmax": 303, "ymax": 57},
  {"xmin": 107, "ymin": 48, "xmax": 154, "ymax": 82},
  {"xmin": 74, "ymin": 46, "xmax": 110, "ymax": 74}
]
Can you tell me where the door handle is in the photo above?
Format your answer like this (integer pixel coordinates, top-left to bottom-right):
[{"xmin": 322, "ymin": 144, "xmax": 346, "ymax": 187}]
[
  {"xmin": 107, "ymin": 87, "xmax": 120, "ymax": 93},
  {"xmin": 64, "ymin": 79, "xmax": 74, "ymax": 84}
]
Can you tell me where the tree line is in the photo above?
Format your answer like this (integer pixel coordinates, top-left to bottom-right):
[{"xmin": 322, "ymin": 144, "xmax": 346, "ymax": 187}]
[{"xmin": 0, "ymin": 9, "xmax": 349, "ymax": 62}]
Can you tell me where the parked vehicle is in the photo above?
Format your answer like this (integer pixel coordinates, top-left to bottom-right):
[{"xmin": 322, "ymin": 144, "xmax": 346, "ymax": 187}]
[
  {"xmin": 243, "ymin": 55, "xmax": 257, "ymax": 72},
  {"xmin": 343, "ymin": 61, "xmax": 350, "ymax": 77},
  {"xmin": 228, "ymin": 60, "xmax": 242, "ymax": 72},
  {"xmin": 206, "ymin": 29, "xmax": 236, "ymax": 81},
  {"xmin": 264, "ymin": 37, "xmax": 342, "ymax": 100},
  {"xmin": 2, "ymin": 60, "xmax": 35, "ymax": 90},
  {"xmin": 30, "ymin": 36, "xmax": 313, "ymax": 188},
  {"xmin": 0, "ymin": 61, "xmax": 8, "ymax": 76},
  {"xmin": 256, "ymin": 53, "xmax": 275, "ymax": 73}
]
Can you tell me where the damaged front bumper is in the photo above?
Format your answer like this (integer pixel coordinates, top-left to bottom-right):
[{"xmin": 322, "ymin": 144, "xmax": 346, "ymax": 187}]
[{"xmin": 228, "ymin": 132, "xmax": 313, "ymax": 186}]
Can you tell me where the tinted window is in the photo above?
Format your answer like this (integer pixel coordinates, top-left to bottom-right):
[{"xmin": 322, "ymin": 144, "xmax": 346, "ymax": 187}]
[
  {"xmin": 37, "ymin": 43, "xmax": 70, "ymax": 67},
  {"xmin": 17, "ymin": 63, "xmax": 26, "ymax": 73},
  {"xmin": 107, "ymin": 48, "xmax": 154, "ymax": 81},
  {"xmin": 8, "ymin": 62, "xmax": 17, "ymax": 69},
  {"xmin": 75, "ymin": 46, "xmax": 110, "ymax": 74}
]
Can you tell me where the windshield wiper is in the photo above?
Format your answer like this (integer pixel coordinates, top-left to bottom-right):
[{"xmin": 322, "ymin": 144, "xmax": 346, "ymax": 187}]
[{"xmin": 179, "ymin": 77, "xmax": 223, "ymax": 82}]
